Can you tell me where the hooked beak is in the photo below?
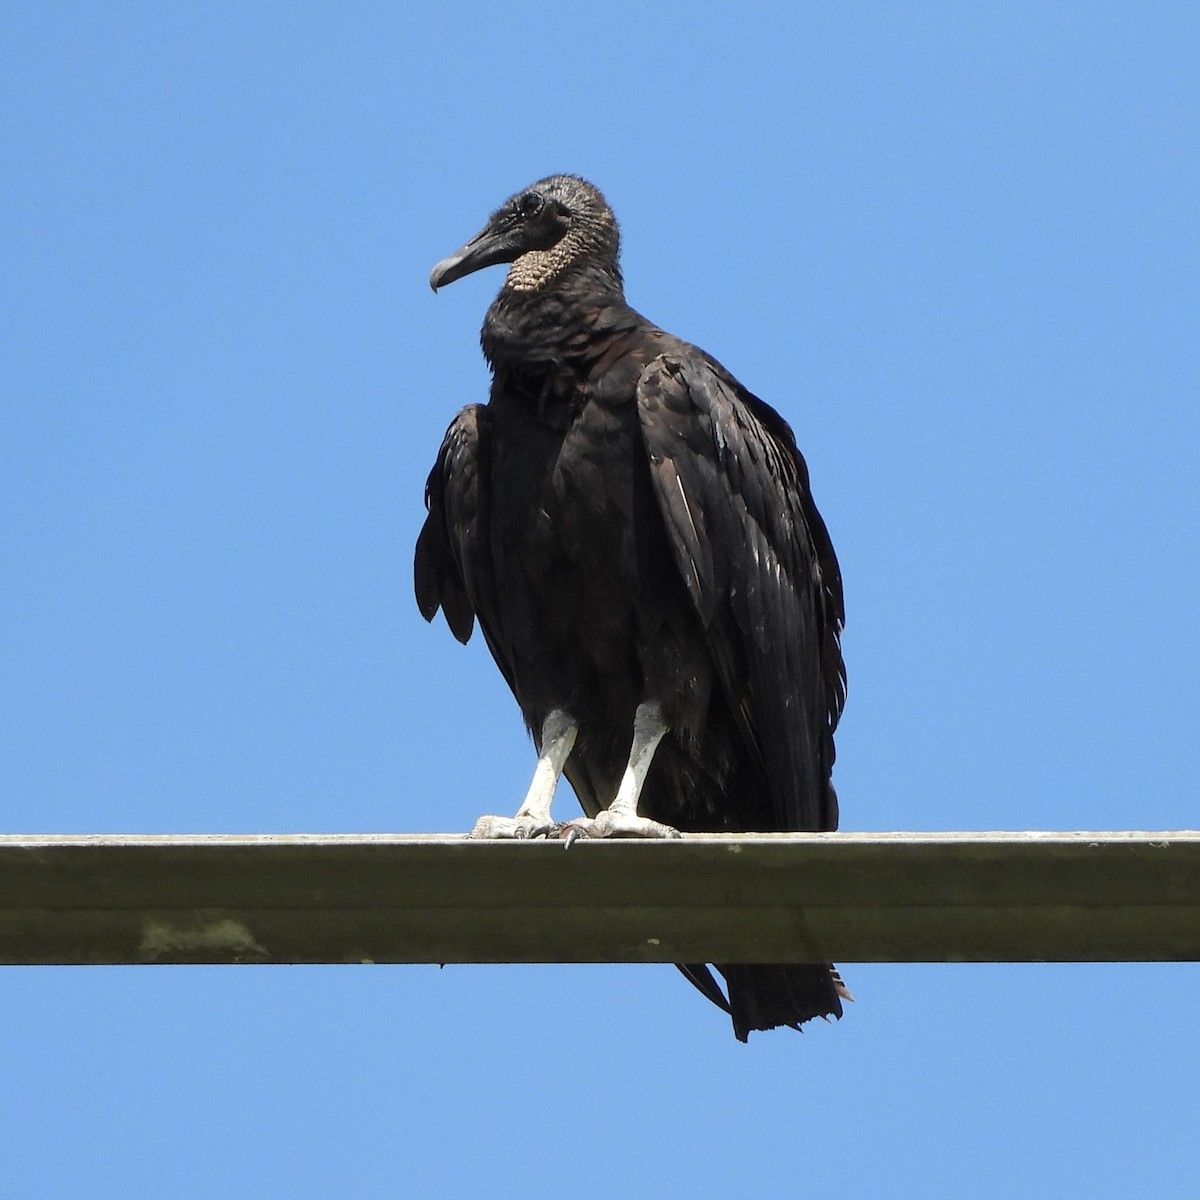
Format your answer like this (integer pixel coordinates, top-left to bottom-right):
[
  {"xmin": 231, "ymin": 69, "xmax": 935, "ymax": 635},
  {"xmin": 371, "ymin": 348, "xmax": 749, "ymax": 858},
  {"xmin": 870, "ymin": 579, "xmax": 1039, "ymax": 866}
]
[{"xmin": 429, "ymin": 224, "xmax": 517, "ymax": 292}]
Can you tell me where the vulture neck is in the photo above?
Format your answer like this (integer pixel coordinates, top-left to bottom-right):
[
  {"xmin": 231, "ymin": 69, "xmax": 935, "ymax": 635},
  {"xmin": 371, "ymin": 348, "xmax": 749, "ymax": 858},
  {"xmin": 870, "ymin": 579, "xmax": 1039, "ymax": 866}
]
[{"xmin": 481, "ymin": 259, "xmax": 630, "ymax": 371}]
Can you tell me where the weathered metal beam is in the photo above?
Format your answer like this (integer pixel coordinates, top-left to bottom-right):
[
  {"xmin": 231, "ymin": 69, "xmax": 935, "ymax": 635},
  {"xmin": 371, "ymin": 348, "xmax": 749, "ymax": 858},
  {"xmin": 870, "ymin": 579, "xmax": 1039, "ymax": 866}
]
[{"xmin": 1, "ymin": 831, "xmax": 1197, "ymax": 966}]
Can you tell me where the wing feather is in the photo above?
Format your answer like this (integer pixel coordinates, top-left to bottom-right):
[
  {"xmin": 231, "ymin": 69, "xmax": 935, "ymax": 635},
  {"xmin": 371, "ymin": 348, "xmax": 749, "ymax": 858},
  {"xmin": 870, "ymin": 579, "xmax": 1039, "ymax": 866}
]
[
  {"xmin": 413, "ymin": 406, "xmax": 517, "ymax": 699},
  {"xmin": 637, "ymin": 355, "xmax": 845, "ymax": 831}
]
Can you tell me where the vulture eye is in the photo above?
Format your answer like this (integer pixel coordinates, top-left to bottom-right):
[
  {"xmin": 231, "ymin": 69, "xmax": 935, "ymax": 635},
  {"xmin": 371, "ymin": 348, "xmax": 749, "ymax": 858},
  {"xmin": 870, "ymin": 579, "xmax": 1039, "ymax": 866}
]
[{"xmin": 517, "ymin": 192, "xmax": 543, "ymax": 218}]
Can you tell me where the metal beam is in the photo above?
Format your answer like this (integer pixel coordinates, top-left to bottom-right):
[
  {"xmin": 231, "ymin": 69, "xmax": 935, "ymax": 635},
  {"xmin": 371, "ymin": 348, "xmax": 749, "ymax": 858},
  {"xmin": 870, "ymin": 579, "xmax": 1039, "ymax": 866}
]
[{"xmin": 1, "ymin": 831, "xmax": 1197, "ymax": 966}]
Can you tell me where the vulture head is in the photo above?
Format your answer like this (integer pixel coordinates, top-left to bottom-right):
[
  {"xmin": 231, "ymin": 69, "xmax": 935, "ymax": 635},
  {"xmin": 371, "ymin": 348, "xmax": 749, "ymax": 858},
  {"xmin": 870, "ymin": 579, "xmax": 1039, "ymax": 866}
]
[{"xmin": 429, "ymin": 175, "xmax": 621, "ymax": 294}]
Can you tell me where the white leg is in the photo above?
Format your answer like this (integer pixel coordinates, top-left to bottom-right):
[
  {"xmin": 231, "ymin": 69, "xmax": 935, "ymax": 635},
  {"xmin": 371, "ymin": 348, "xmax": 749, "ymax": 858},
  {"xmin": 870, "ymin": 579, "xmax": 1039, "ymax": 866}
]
[
  {"xmin": 561, "ymin": 702, "xmax": 681, "ymax": 841},
  {"xmin": 470, "ymin": 709, "xmax": 577, "ymax": 839}
]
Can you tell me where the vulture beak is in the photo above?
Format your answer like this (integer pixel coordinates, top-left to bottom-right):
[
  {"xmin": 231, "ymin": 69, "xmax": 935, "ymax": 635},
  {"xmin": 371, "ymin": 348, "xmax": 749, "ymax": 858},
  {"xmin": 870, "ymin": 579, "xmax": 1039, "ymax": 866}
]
[{"xmin": 429, "ymin": 224, "xmax": 517, "ymax": 292}]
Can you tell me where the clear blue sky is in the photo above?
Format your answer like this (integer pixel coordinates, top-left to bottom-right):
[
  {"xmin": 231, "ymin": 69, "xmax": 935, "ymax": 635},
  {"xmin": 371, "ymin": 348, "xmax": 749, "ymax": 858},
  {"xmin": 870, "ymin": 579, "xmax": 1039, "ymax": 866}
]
[{"xmin": 3, "ymin": 3, "xmax": 1198, "ymax": 1197}]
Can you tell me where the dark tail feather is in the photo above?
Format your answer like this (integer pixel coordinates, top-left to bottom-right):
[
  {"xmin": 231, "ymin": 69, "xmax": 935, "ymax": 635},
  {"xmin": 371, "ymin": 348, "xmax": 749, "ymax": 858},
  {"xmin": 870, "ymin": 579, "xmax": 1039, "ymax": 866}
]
[
  {"xmin": 709, "ymin": 963, "xmax": 848, "ymax": 1042},
  {"xmin": 677, "ymin": 963, "xmax": 732, "ymax": 1014},
  {"xmin": 675, "ymin": 961, "xmax": 849, "ymax": 1041}
]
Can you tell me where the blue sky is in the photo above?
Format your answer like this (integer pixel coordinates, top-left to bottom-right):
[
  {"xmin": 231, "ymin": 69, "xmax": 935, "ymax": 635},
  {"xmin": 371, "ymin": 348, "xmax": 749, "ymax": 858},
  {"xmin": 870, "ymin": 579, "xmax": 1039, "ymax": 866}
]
[{"xmin": 3, "ymin": 3, "xmax": 1198, "ymax": 1197}]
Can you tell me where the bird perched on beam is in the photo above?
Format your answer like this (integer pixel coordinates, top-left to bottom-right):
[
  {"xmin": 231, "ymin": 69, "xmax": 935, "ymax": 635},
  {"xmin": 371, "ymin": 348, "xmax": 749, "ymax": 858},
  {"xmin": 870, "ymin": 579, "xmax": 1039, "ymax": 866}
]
[{"xmin": 415, "ymin": 175, "xmax": 849, "ymax": 1040}]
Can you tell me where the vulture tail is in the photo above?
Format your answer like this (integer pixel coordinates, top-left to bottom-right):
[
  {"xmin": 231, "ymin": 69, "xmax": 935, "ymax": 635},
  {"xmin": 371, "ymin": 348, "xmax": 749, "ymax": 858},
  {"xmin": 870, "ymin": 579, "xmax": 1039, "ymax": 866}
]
[{"xmin": 680, "ymin": 962, "xmax": 851, "ymax": 1042}]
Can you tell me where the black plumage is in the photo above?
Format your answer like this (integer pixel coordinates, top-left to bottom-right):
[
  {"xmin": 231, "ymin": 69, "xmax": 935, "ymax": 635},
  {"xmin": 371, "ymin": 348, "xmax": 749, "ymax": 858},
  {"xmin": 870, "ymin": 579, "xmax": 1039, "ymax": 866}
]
[{"xmin": 415, "ymin": 176, "xmax": 848, "ymax": 1040}]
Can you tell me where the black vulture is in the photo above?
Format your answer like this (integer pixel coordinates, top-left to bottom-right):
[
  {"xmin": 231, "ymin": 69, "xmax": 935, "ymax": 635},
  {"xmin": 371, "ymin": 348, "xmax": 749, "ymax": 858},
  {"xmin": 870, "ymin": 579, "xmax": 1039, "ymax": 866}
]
[{"xmin": 415, "ymin": 176, "xmax": 849, "ymax": 1040}]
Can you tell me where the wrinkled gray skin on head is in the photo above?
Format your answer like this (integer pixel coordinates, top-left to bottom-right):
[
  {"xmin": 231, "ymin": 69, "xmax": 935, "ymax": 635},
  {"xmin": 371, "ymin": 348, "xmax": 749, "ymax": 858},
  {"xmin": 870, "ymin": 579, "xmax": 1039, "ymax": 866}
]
[{"xmin": 429, "ymin": 175, "xmax": 621, "ymax": 294}]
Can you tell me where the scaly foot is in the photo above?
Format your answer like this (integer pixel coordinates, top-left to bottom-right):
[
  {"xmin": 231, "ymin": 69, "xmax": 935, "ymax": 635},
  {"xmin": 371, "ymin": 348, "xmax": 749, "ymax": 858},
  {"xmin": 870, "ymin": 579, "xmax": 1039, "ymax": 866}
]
[
  {"xmin": 468, "ymin": 814, "xmax": 555, "ymax": 840},
  {"xmin": 555, "ymin": 811, "xmax": 682, "ymax": 845}
]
